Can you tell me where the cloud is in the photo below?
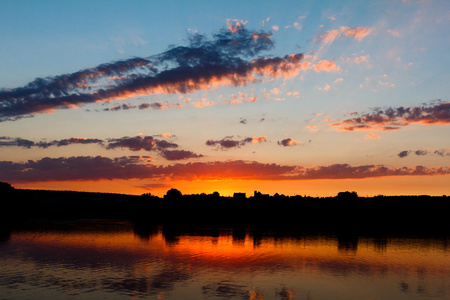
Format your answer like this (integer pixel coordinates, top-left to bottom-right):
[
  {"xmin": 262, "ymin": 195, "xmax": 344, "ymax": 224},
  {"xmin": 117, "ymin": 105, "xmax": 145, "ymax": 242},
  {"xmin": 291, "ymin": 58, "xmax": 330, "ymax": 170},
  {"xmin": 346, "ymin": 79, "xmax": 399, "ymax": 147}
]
[
  {"xmin": 387, "ymin": 29, "xmax": 400, "ymax": 37},
  {"xmin": 315, "ymin": 26, "xmax": 371, "ymax": 45},
  {"xmin": 191, "ymin": 98, "xmax": 214, "ymax": 108},
  {"xmin": 0, "ymin": 136, "xmax": 103, "ymax": 148},
  {"xmin": 1, "ymin": 156, "xmax": 448, "ymax": 183},
  {"xmin": 0, "ymin": 22, "xmax": 307, "ymax": 122},
  {"xmin": 104, "ymin": 102, "xmax": 161, "ymax": 111},
  {"xmin": 277, "ymin": 138, "xmax": 300, "ymax": 147},
  {"xmin": 434, "ymin": 148, "xmax": 450, "ymax": 157},
  {"xmin": 415, "ymin": 149, "xmax": 428, "ymax": 156},
  {"xmin": 318, "ymin": 84, "xmax": 331, "ymax": 91},
  {"xmin": 157, "ymin": 133, "xmax": 175, "ymax": 138},
  {"xmin": 364, "ymin": 133, "xmax": 380, "ymax": 139},
  {"xmin": 222, "ymin": 92, "xmax": 258, "ymax": 105},
  {"xmin": 137, "ymin": 182, "xmax": 172, "ymax": 191},
  {"xmin": 106, "ymin": 135, "xmax": 202, "ymax": 160},
  {"xmin": 315, "ymin": 29, "xmax": 340, "ymax": 45},
  {"xmin": 331, "ymin": 101, "xmax": 450, "ymax": 131},
  {"xmin": 312, "ymin": 60, "xmax": 341, "ymax": 72},
  {"xmin": 340, "ymin": 26, "xmax": 371, "ymax": 41},
  {"xmin": 106, "ymin": 135, "xmax": 178, "ymax": 151},
  {"xmin": 105, "ymin": 103, "xmax": 137, "ymax": 111},
  {"xmin": 248, "ymin": 136, "xmax": 267, "ymax": 143},
  {"xmin": 398, "ymin": 150, "xmax": 410, "ymax": 158},
  {"xmin": 159, "ymin": 150, "xmax": 204, "ymax": 161},
  {"xmin": 138, "ymin": 102, "xmax": 164, "ymax": 110},
  {"xmin": 1, "ymin": 134, "xmax": 203, "ymax": 162},
  {"xmin": 398, "ymin": 148, "xmax": 450, "ymax": 158},
  {"xmin": 206, "ymin": 136, "xmax": 266, "ymax": 150},
  {"xmin": 345, "ymin": 55, "xmax": 370, "ymax": 64}
]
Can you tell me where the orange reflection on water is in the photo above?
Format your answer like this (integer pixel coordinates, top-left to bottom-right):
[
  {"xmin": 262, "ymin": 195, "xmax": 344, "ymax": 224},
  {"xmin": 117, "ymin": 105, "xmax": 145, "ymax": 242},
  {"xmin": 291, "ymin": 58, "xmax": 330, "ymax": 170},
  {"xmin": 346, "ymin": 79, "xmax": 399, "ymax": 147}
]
[
  {"xmin": 5, "ymin": 222, "xmax": 450, "ymax": 300},
  {"xmin": 12, "ymin": 225, "xmax": 449, "ymax": 278}
]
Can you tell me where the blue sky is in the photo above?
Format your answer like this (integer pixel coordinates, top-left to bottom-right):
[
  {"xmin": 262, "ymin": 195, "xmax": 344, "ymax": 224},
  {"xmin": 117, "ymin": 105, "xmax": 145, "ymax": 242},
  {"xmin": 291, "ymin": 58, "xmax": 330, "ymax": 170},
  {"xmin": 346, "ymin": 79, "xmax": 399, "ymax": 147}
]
[{"xmin": 1, "ymin": 0, "xmax": 449, "ymax": 196}]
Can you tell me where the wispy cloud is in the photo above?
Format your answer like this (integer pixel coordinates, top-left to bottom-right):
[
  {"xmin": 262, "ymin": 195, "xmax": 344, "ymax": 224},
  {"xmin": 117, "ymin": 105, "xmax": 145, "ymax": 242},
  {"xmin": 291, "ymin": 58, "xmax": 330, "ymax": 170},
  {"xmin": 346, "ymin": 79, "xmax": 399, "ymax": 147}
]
[
  {"xmin": 340, "ymin": 26, "xmax": 371, "ymax": 41},
  {"xmin": 314, "ymin": 26, "xmax": 371, "ymax": 46},
  {"xmin": 0, "ymin": 23, "xmax": 307, "ymax": 122},
  {"xmin": 331, "ymin": 101, "xmax": 450, "ymax": 131},
  {"xmin": 1, "ymin": 157, "xmax": 448, "ymax": 183}
]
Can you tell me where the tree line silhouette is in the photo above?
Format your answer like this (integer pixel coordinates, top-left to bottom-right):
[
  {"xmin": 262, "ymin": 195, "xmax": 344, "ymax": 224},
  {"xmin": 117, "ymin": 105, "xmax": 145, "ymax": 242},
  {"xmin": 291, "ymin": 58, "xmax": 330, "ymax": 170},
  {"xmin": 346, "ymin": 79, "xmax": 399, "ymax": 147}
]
[{"xmin": 1, "ymin": 182, "xmax": 448, "ymax": 235}]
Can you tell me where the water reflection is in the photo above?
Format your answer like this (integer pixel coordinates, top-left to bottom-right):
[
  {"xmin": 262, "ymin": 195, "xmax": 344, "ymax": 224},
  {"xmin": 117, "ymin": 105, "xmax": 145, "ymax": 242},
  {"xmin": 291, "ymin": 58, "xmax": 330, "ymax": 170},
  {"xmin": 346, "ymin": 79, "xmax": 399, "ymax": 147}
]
[{"xmin": 0, "ymin": 220, "xmax": 449, "ymax": 299}]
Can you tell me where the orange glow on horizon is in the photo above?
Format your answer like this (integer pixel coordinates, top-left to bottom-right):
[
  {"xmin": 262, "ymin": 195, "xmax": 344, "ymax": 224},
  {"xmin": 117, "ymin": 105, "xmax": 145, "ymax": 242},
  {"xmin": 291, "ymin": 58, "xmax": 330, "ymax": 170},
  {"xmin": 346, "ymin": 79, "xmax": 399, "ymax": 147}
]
[{"xmin": 11, "ymin": 173, "xmax": 450, "ymax": 198}]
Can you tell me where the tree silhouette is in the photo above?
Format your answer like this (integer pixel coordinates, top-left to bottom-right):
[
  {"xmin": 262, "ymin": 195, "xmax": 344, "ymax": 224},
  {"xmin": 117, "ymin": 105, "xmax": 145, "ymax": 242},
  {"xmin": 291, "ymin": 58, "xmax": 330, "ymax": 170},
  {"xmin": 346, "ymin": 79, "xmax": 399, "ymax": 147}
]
[
  {"xmin": 336, "ymin": 191, "xmax": 358, "ymax": 199},
  {"xmin": 165, "ymin": 188, "xmax": 182, "ymax": 199},
  {"xmin": 0, "ymin": 182, "xmax": 14, "ymax": 199}
]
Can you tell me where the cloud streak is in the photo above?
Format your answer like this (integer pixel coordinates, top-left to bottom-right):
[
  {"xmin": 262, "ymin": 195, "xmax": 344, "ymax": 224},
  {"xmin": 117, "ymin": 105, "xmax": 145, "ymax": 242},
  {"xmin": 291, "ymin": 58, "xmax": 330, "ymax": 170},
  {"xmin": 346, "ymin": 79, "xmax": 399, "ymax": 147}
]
[
  {"xmin": 398, "ymin": 148, "xmax": 450, "ymax": 158},
  {"xmin": 206, "ymin": 136, "xmax": 266, "ymax": 149},
  {"xmin": 0, "ymin": 23, "xmax": 307, "ymax": 122},
  {"xmin": 0, "ymin": 136, "xmax": 103, "ymax": 148},
  {"xmin": 331, "ymin": 101, "xmax": 450, "ymax": 131},
  {"xmin": 1, "ymin": 156, "xmax": 448, "ymax": 183}
]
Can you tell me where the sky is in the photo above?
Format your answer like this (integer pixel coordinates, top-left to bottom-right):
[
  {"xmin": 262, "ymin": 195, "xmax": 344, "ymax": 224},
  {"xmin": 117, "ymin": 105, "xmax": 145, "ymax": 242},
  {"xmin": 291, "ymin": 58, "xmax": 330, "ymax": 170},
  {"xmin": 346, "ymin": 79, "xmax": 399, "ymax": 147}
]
[{"xmin": 0, "ymin": 0, "xmax": 449, "ymax": 197}]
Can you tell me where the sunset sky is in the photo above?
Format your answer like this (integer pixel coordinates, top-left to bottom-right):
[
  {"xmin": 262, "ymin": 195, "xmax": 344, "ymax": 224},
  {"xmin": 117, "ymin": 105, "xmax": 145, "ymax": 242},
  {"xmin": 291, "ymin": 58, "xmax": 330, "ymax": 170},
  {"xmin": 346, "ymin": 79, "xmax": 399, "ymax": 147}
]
[{"xmin": 1, "ymin": 0, "xmax": 449, "ymax": 197}]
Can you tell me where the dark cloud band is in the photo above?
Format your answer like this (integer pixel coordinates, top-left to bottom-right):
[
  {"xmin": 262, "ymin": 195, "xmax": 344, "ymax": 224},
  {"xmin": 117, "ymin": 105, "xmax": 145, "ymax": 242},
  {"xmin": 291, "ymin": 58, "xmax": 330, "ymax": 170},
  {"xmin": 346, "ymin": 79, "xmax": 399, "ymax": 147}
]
[
  {"xmin": 0, "ymin": 23, "xmax": 305, "ymax": 122},
  {"xmin": 332, "ymin": 101, "xmax": 450, "ymax": 131},
  {"xmin": 1, "ymin": 156, "xmax": 447, "ymax": 183}
]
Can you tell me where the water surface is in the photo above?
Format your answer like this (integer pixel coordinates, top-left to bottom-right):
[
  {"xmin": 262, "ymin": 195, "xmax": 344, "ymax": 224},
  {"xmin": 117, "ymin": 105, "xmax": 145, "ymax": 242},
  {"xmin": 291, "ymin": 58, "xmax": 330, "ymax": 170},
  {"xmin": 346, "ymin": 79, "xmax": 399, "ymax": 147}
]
[{"xmin": 1, "ymin": 220, "xmax": 449, "ymax": 299}]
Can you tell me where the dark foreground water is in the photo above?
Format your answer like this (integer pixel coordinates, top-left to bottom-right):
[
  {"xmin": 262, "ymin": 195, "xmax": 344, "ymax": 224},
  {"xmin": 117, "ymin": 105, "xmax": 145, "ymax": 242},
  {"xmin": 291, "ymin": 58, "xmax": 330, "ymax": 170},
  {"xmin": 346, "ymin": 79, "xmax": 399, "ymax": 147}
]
[{"xmin": 0, "ymin": 220, "xmax": 449, "ymax": 300}]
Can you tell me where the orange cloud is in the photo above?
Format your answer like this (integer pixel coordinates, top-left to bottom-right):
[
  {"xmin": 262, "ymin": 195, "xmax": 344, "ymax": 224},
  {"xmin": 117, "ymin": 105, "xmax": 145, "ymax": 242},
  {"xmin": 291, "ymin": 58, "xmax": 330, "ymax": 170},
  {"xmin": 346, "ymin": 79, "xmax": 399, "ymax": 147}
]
[
  {"xmin": 340, "ymin": 26, "xmax": 371, "ymax": 40},
  {"xmin": 365, "ymin": 133, "xmax": 380, "ymax": 139},
  {"xmin": 306, "ymin": 125, "xmax": 318, "ymax": 132},
  {"xmin": 226, "ymin": 19, "xmax": 248, "ymax": 33},
  {"xmin": 346, "ymin": 55, "xmax": 370, "ymax": 64},
  {"xmin": 315, "ymin": 29, "xmax": 340, "ymax": 44},
  {"xmin": 251, "ymin": 136, "xmax": 267, "ymax": 143},
  {"xmin": 312, "ymin": 60, "xmax": 341, "ymax": 72},
  {"xmin": 314, "ymin": 26, "xmax": 371, "ymax": 47},
  {"xmin": 319, "ymin": 84, "xmax": 331, "ymax": 91},
  {"xmin": 158, "ymin": 133, "xmax": 173, "ymax": 138},
  {"xmin": 191, "ymin": 98, "xmax": 214, "ymax": 108}
]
